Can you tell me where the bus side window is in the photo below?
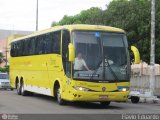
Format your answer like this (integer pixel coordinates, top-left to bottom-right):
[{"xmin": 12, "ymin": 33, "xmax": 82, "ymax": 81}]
[
  {"xmin": 14, "ymin": 42, "xmax": 19, "ymax": 56},
  {"xmin": 10, "ymin": 43, "xmax": 15, "ymax": 57},
  {"xmin": 14, "ymin": 42, "xmax": 18, "ymax": 57},
  {"xmin": 40, "ymin": 35, "xmax": 44, "ymax": 54},
  {"xmin": 17, "ymin": 42, "xmax": 21, "ymax": 56},
  {"xmin": 20, "ymin": 40, "xmax": 25, "ymax": 56},
  {"xmin": 51, "ymin": 31, "xmax": 61, "ymax": 54},
  {"xmin": 41, "ymin": 35, "xmax": 46, "ymax": 54},
  {"xmin": 44, "ymin": 33, "xmax": 51, "ymax": 54},
  {"xmin": 35, "ymin": 35, "xmax": 43, "ymax": 55},
  {"xmin": 23, "ymin": 39, "xmax": 27, "ymax": 56},
  {"xmin": 29, "ymin": 37, "xmax": 36, "ymax": 55},
  {"xmin": 62, "ymin": 30, "xmax": 71, "ymax": 77}
]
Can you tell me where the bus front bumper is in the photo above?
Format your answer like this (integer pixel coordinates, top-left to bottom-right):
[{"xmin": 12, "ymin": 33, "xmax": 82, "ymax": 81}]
[{"xmin": 63, "ymin": 90, "xmax": 129, "ymax": 102}]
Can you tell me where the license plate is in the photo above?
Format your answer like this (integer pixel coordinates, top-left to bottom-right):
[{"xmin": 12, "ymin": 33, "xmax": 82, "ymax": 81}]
[{"xmin": 99, "ymin": 95, "xmax": 108, "ymax": 100}]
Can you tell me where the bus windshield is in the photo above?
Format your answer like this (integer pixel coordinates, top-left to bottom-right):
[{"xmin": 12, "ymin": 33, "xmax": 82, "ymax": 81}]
[{"xmin": 72, "ymin": 31, "xmax": 130, "ymax": 82}]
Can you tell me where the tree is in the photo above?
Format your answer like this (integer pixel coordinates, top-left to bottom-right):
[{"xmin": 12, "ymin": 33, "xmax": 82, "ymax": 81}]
[
  {"xmin": 155, "ymin": 0, "xmax": 160, "ymax": 64},
  {"xmin": 78, "ymin": 7, "xmax": 104, "ymax": 25},
  {"xmin": 0, "ymin": 52, "xmax": 4, "ymax": 64},
  {"xmin": 104, "ymin": 0, "xmax": 160, "ymax": 64},
  {"xmin": 104, "ymin": 0, "xmax": 150, "ymax": 58},
  {"xmin": 0, "ymin": 65, "xmax": 9, "ymax": 73},
  {"xmin": 53, "ymin": 7, "xmax": 104, "ymax": 26},
  {"xmin": 51, "ymin": 21, "xmax": 58, "ymax": 27},
  {"xmin": 51, "ymin": 0, "xmax": 160, "ymax": 64}
]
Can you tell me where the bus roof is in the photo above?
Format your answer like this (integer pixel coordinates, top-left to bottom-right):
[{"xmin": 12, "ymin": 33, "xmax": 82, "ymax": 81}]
[{"xmin": 12, "ymin": 24, "xmax": 125, "ymax": 42}]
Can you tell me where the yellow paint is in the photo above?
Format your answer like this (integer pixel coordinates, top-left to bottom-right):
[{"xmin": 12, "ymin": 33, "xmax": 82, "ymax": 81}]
[
  {"xmin": 10, "ymin": 24, "xmax": 130, "ymax": 102},
  {"xmin": 68, "ymin": 43, "xmax": 75, "ymax": 62},
  {"xmin": 131, "ymin": 46, "xmax": 140, "ymax": 64}
]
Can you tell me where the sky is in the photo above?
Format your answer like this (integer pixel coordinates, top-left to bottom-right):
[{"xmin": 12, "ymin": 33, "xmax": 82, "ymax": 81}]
[{"xmin": 0, "ymin": 0, "xmax": 111, "ymax": 31}]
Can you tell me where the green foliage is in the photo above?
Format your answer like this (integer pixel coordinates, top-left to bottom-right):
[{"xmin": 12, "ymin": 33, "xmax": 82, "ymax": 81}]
[
  {"xmin": 104, "ymin": 0, "xmax": 151, "ymax": 63},
  {"xmin": 0, "ymin": 52, "xmax": 9, "ymax": 73},
  {"xmin": 51, "ymin": 0, "xmax": 160, "ymax": 64},
  {"xmin": 104, "ymin": 0, "xmax": 160, "ymax": 64},
  {"xmin": 51, "ymin": 21, "xmax": 58, "ymax": 27},
  {"xmin": 0, "ymin": 52, "xmax": 4, "ymax": 64},
  {"xmin": 55, "ymin": 7, "xmax": 104, "ymax": 25},
  {"xmin": 0, "ymin": 65, "xmax": 9, "ymax": 73}
]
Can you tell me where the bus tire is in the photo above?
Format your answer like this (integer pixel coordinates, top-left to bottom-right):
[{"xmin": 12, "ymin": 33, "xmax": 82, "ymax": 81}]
[
  {"xmin": 55, "ymin": 84, "xmax": 66, "ymax": 105},
  {"xmin": 131, "ymin": 96, "xmax": 140, "ymax": 103},
  {"xmin": 21, "ymin": 82, "xmax": 29, "ymax": 96},
  {"xmin": 10, "ymin": 88, "xmax": 14, "ymax": 91},
  {"xmin": 100, "ymin": 101, "xmax": 111, "ymax": 107},
  {"xmin": 16, "ymin": 81, "xmax": 21, "ymax": 95}
]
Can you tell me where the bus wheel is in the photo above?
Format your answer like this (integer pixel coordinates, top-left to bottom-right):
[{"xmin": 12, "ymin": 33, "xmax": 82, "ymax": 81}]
[
  {"xmin": 100, "ymin": 101, "xmax": 111, "ymax": 107},
  {"xmin": 10, "ymin": 88, "xmax": 14, "ymax": 91},
  {"xmin": 131, "ymin": 96, "xmax": 140, "ymax": 103},
  {"xmin": 16, "ymin": 82, "xmax": 21, "ymax": 95},
  {"xmin": 21, "ymin": 82, "xmax": 29, "ymax": 96},
  {"xmin": 55, "ymin": 85, "xmax": 66, "ymax": 105}
]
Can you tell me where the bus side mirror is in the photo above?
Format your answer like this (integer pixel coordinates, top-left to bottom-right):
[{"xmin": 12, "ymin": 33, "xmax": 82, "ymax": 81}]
[
  {"xmin": 131, "ymin": 46, "xmax": 140, "ymax": 64},
  {"xmin": 68, "ymin": 43, "xmax": 75, "ymax": 62}
]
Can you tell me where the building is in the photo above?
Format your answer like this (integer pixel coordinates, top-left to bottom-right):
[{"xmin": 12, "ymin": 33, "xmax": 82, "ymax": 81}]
[{"xmin": 0, "ymin": 29, "xmax": 33, "ymax": 67}]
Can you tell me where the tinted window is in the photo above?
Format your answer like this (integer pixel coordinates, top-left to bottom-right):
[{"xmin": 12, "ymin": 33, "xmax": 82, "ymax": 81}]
[
  {"xmin": 51, "ymin": 31, "xmax": 61, "ymax": 54},
  {"xmin": 62, "ymin": 30, "xmax": 71, "ymax": 77},
  {"xmin": 10, "ymin": 43, "xmax": 15, "ymax": 57},
  {"xmin": 29, "ymin": 37, "xmax": 36, "ymax": 55},
  {"xmin": 62, "ymin": 30, "xmax": 70, "ymax": 57},
  {"xmin": 45, "ymin": 33, "xmax": 53, "ymax": 54},
  {"xmin": 10, "ymin": 30, "xmax": 61, "ymax": 57},
  {"xmin": 23, "ymin": 39, "xmax": 29, "ymax": 56},
  {"xmin": 35, "ymin": 35, "xmax": 45, "ymax": 54}
]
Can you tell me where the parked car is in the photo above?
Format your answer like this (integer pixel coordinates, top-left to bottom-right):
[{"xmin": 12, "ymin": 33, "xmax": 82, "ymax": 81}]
[{"xmin": 0, "ymin": 73, "xmax": 13, "ymax": 90}]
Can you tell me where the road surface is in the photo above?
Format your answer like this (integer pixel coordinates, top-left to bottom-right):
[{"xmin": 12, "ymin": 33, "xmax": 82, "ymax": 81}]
[{"xmin": 0, "ymin": 90, "xmax": 160, "ymax": 120}]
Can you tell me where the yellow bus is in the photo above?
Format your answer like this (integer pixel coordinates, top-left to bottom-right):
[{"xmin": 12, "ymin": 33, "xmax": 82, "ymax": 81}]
[{"xmin": 10, "ymin": 25, "xmax": 140, "ymax": 106}]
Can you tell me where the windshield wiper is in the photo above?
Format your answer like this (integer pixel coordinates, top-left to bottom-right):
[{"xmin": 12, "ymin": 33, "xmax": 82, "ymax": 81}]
[
  {"xmin": 89, "ymin": 57, "xmax": 120, "ymax": 82},
  {"xmin": 89, "ymin": 60, "xmax": 102, "ymax": 81},
  {"xmin": 105, "ymin": 56, "xmax": 119, "ymax": 82}
]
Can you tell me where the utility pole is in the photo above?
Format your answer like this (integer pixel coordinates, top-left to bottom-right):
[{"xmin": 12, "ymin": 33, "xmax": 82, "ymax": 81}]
[
  {"xmin": 149, "ymin": 0, "xmax": 155, "ymax": 96},
  {"xmin": 36, "ymin": 0, "xmax": 38, "ymax": 31},
  {"xmin": 5, "ymin": 48, "xmax": 8, "ymax": 66},
  {"xmin": 3, "ymin": 47, "xmax": 8, "ymax": 66}
]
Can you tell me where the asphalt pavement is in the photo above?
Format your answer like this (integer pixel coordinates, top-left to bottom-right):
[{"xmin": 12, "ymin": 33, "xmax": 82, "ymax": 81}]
[{"xmin": 0, "ymin": 90, "xmax": 160, "ymax": 120}]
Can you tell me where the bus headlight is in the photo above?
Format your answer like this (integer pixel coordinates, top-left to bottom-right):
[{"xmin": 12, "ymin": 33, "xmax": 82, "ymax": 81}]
[
  {"xmin": 73, "ymin": 86, "xmax": 90, "ymax": 91},
  {"xmin": 119, "ymin": 87, "xmax": 129, "ymax": 92}
]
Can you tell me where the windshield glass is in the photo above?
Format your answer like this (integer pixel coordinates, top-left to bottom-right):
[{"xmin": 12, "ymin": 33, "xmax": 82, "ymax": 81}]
[
  {"xmin": 0, "ymin": 74, "xmax": 9, "ymax": 79},
  {"xmin": 72, "ymin": 31, "xmax": 130, "ymax": 82}
]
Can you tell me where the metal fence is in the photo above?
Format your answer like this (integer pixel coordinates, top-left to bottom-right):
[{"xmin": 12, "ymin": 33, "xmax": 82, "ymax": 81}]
[
  {"xmin": 130, "ymin": 75, "xmax": 160, "ymax": 96},
  {"xmin": 131, "ymin": 67, "xmax": 160, "ymax": 76}
]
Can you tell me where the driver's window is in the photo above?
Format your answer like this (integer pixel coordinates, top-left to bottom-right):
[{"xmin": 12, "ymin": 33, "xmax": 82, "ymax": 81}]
[{"xmin": 62, "ymin": 30, "xmax": 71, "ymax": 77}]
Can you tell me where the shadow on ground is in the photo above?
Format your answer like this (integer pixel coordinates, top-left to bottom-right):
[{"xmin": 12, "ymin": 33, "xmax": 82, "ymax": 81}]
[{"xmin": 25, "ymin": 92, "xmax": 124, "ymax": 110}]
